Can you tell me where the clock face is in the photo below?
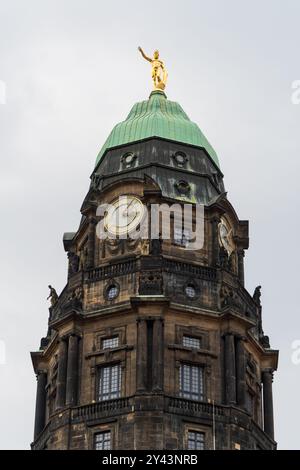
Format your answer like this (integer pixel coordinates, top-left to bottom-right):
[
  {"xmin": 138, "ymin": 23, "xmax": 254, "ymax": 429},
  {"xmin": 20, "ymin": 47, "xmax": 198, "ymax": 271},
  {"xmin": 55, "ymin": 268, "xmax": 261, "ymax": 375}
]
[
  {"xmin": 218, "ymin": 218, "xmax": 234, "ymax": 255},
  {"xmin": 104, "ymin": 196, "xmax": 145, "ymax": 236}
]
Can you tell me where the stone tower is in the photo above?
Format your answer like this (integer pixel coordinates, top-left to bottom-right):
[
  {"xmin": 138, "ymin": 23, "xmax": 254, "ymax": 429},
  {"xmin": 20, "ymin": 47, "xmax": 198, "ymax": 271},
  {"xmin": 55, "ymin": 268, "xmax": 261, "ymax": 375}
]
[{"xmin": 31, "ymin": 89, "xmax": 278, "ymax": 450}]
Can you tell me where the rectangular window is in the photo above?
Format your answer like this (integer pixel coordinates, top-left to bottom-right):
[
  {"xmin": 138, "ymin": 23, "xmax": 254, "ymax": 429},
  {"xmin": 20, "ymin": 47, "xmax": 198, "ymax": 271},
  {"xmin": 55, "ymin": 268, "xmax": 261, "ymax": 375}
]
[
  {"xmin": 102, "ymin": 336, "xmax": 119, "ymax": 349},
  {"xmin": 183, "ymin": 335, "xmax": 201, "ymax": 349},
  {"xmin": 94, "ymin": 431, "xmax": 111, "ymax": 450},
  {"xmin": 179, "ymin": 364, "xmax": 204, "ymax": 401},
  {"xmin": 174, "ymin": 228, "xmax": 191, "ymax": 247},
  {"xmin": 98, "ymin": 364, "xmax": 121, "ymax": 401},
  {"xmin": 187, "ymin": 431, "xmax": 205, "ymax": 450}
]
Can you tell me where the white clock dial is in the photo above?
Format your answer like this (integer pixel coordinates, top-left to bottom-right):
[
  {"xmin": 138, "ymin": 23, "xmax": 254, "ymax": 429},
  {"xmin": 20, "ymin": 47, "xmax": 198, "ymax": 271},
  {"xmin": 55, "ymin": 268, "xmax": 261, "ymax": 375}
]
[
  {"xmin": 104, "ymin": 196, "xmax": 145, "ymax": 236},
  {"xmin": 218, "ymin": 219, "xmax": 234, "ymax": 255}
]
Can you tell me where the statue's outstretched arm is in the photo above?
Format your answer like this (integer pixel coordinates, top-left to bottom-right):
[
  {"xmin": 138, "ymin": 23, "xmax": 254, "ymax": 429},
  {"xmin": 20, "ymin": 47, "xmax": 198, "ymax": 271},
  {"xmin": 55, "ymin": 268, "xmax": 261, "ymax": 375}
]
[{"xmin": 138, "ymin": 46, "xmax": 152, "ymax": 63}]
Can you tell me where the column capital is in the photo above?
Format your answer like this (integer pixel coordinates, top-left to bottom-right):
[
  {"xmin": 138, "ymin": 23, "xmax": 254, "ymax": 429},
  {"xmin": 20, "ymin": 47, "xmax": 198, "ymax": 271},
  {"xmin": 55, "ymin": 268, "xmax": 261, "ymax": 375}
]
[
  {"xmin": 61, "ymin": 331, "xmax": 81, "ymax": 341},
  {"xmin": 262, "ymin": 368, "xmax": 274, "ymax": 382},
  {"xmin": 89, "ymin": 216, "xmax": 98, "ymax": 225},
  {"xmin": 57, "ymin": 336, "xmax": 68, "ymax": 343},
  {"xmin": 36, "ymin": 369, "xmax": 47, "ymax": 377},
  {"xmin": 136, "ymin": 317, "xmax": 148, "ymax": 324},
  {"xmin": 222, "ymin": 331, "xmax": 235, "ymax": 338},
  {"xmin": 137, "ymin": 315, "xmax": 164, "ymax": 322},
  {"xmin": 235, "ymin": 334, "xmax": 247, "ymax": 342}
]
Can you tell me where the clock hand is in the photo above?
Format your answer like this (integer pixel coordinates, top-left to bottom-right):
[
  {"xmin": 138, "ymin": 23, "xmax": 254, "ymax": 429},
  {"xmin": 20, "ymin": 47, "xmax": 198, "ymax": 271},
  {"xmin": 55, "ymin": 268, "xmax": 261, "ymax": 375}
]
[{"xmin": 127, "ymin": 198, "xmax": 135, "ymax": 210}]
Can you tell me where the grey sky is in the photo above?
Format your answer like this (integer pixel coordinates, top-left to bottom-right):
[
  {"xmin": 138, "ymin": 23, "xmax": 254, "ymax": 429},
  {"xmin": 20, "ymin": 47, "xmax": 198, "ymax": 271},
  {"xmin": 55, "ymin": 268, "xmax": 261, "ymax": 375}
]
[{"xmin": 0, "ymin": 0, "xmax": 299, "ymax": 449}]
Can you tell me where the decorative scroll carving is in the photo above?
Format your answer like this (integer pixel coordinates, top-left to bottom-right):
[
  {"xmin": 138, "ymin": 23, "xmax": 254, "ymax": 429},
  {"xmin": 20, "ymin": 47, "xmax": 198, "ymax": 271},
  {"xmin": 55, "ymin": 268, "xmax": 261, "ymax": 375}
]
[
  {"xmin": 62, "ymin": 286, "xmax": 83, "ymax": 312},
  {"xmin": 67, "ymin": 252, "xmax": 80, "ymax": 276},
  {"xmin": 102, "ymin": 238, "xmax": 140, "ymax": 258},
  {"xmin": 220, "ymin": 284, "xmax": 243, "ymax": 310},
  {"xmin": 139, "ymin": 271, "xmax": 163, "ymax": 295}
]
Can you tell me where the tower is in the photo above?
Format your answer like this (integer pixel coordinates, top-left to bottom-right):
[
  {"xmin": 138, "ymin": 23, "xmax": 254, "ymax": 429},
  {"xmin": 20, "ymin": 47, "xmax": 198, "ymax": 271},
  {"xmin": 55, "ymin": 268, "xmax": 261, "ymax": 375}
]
[{"xmin": 31, "ymin": 68, "xmax": 278, "ymax": 450}]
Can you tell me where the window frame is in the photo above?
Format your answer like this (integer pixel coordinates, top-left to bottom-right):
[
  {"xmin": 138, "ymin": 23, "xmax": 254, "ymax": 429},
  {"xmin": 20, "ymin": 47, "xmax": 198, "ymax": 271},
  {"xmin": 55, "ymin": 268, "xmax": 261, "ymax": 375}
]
[
  {"xmin": 94, "ymin": 430, "xmax": 111, "ymax": 450},
  {"xmin": 187, "ymin": 430, "xmax": 205, "ymax": 450},
  {"xmin": 179, "ymin": 363, "xmax": 205, "ymax": 401},
  {"xmin": 175, "ymin": 325, "xmax": 209, "ymax": 350},
  {"xmin": 102, "ymin": 336, "xmax": 119, "ymax": 350},
  {"xmin": 182, "ymin": 335, "xmax": 201, "ymax": 349},
  {"xmin": 121, "ymin": 152, "xmax": 137, "ymax": 169},
  {"xmin": 105, "ymin": 284, "xmax": 119, "ymax": 301},
  {"xmin": 97, "ymin": 363, "xmax": 122, "ymax": 402}
]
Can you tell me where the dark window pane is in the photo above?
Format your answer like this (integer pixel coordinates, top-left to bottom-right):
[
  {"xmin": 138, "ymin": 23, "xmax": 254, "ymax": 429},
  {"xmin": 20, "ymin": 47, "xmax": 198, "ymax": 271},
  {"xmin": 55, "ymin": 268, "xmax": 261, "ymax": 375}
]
[
  {"xmin": 188, "ymin": 431, "xmax": 205, "ymax": 450},
  {"xmin": 98, "ymin": 364, "xmax": 121, "ymax": 401},
  {"xmin": 179, "ymin": 364, "xmax": 204, "ymax": 401},
  {"xmin": 94, "ymin": 431, "xmax": 111, "ymax": 450},
  {"xmin": 183, "ymin": 336, "xmax": 201, "ymax": 349},
  {"xmin": 102, "ymin": 336, "xmax": 119, "ymax": 349}
]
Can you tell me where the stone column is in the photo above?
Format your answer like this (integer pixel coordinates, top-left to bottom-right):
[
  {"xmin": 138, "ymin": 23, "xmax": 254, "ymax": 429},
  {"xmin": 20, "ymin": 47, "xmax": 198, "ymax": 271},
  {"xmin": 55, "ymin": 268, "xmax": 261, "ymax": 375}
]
[
  {"xmin": 236, "ymin": 337, "xmax": 246, "ymax": 407},
  {"xmin": 152, "ymin": 318, "xmax": 164, "ymax": 391},
  {"xmin": 262, "ymin": 370, "xmax": 274, "ymax": 439},
  {"xmin": 136, "ymin": 319, "xmax": 148, "ymax": 392},
  {"xmin": 66, "ymin": 334, "xmax": 79, "ymax": 406},
  {"xmin": 86, "ymin": 217, "xmax": 97, "ymax": 269},
  {"xmin": 34, "ymin": 371, "xmax": 47, "ymax": 440},
  {"xmin": 224, "ymin": 333, "xmax": 236, "ymax": 404},
  {"xmin": 55, "ymin": 339, "xmax": 68, "ymax": 409},
  {"xmin": 237, "ymin": 250, "xmax": 245, "ymax": 286},
  {"xmin": 211, "ymin": 216, "xmax": 220, "ymax": 266}
]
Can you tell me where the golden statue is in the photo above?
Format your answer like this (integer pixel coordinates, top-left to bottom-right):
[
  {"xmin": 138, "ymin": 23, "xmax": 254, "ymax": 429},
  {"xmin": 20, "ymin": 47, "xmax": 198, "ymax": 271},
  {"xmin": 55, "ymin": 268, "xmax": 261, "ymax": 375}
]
[{"xmin": 138, "ymin": 46, "xmax": 168, "ymax": 91}]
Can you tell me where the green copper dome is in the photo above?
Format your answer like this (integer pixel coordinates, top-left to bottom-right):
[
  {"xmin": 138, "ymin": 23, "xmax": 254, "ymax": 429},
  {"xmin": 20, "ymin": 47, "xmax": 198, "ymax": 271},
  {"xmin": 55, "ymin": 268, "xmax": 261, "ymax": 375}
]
[{"xmin": 95, "ymin": 90, "xmax": 219, "ymax": 167}]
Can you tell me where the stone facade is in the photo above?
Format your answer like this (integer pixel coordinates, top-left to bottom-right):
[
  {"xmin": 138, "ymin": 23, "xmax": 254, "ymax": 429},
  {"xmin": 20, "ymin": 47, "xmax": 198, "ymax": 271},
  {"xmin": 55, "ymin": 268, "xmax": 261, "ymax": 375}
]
[{"xmin": 31, "ymin": 136, "xmax": 278, "ymax": 450}]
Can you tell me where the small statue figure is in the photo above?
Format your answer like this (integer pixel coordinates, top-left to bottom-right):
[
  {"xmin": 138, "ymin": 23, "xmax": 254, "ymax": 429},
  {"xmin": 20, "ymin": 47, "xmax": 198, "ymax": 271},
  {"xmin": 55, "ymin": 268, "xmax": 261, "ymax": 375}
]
[
  {"xmin": 47, "ymin": 285, "xmax": 58, "ymax": 307},
  {"xmin": 253, "ymin": 285, "xmax": 262, "ymax": 306},
  {"xmin": 138, "ymin": 46, "xmax": 168, "ymax": 91},
  {"xmin": 261, "ymin": 335, "xmax": 270, "ymax": 348}
]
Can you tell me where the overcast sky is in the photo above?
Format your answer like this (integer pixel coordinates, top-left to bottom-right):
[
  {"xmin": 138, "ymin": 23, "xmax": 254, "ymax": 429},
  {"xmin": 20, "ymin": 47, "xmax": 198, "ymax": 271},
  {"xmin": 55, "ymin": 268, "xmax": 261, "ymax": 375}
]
[{"xmin": 0, "ymin": 0, "xmax": 299, "ymax": 450}]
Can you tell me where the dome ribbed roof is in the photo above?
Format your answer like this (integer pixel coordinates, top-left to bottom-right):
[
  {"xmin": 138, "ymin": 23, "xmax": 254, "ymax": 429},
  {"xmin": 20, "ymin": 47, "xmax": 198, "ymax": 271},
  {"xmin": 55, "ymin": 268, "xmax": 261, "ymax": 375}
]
[{"xmin": 95, "ymin": 90, "xmax": 219, "ymax": 167}]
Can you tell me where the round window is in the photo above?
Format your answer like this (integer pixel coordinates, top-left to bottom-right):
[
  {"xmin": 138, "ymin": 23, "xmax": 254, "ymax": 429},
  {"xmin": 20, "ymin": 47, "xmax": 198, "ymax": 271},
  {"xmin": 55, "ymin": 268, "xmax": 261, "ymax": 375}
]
[
  {"xmin": 174, "ymin": 152, "xmax": 187, "ymax": 166},
  {"xmin": 122, "ymin": 152, "xmax": 136, "ymax": 166},
  {"xmin": 176, "ymin": 180, "xmax": 190, "ymax": 194},
  {"xmin": 185, "ymin": 284, "xmax": 196, "ymax": 299},
  {"xmin": 106, "ymin": 284, "xmax": 119, "ymax": 300}
]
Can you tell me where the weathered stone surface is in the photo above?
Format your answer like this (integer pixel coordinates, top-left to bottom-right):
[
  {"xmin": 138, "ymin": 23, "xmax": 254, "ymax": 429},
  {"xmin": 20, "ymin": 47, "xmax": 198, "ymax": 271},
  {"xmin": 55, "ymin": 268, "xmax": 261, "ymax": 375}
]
[{"xmin": 31, "ymin": 138, "xmax": 278, "ymax": 450}]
